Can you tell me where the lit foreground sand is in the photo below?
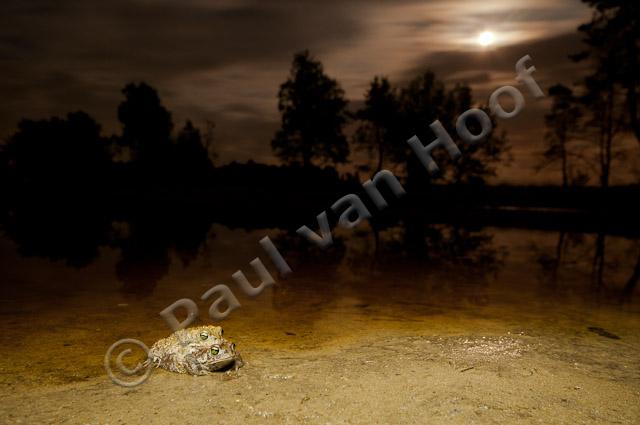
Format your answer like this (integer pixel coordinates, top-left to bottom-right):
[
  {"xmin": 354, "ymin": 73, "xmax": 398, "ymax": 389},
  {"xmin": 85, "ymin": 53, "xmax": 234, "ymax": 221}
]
[{"xmin": 1, "ymin": 331, "xmax": 638, "ymax": 424}]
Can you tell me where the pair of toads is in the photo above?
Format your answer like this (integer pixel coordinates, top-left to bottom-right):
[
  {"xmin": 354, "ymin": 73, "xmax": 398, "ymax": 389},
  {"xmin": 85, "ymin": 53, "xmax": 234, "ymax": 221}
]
[{"xmin": 146, "ymin": 325, "xmax": 244, "ymax": 375}]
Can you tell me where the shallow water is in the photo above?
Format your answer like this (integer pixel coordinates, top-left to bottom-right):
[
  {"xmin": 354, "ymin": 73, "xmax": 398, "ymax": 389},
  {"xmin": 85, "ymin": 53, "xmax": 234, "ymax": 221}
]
[{"xmin": 0, "ymin": 223, "xmax": 638, "ymax": 388}]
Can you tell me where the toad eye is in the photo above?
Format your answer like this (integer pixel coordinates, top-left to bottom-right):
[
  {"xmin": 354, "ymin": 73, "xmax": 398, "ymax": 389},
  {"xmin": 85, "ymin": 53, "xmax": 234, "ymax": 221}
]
[
  {"xmin": 210, "ymin": 346, "xmax": 219, "ymax": 355},
  {"xmin": 199, "ymin": 331, "xmax": 208, "ymax": 340}
]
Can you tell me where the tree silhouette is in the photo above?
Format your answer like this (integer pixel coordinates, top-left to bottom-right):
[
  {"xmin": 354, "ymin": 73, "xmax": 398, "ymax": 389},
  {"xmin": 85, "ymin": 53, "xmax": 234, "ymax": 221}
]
[
  {"xmin": 117, "ymin": 82, "xmax": 174, "ymax": 176},
  {"xmin": 353, "ymin": 76, "xmax": 398, "ymax": 173},
  {"xmin": 1, "ymin": 111, "xmax": 112, "ymax": 267},
  {"xmin": 443, "ymin": 85, "xmax": 508, "ymax": 185},
  {"xmin": 115, "ymin": 82, "xmax": 217, "ymax": 184},
  {"xmin": 202, "ymin": 119, "xmax": 218, "ymax": 166},
  {"xmin": 574, "ymin": 1, "xmax": 640, "ymax": 146},
  {"xmin": 539, "ymin": 84, "xmax": 584, "ymax": 187},
  {"xmin": 543, "ymin": 1, "xmax": 637, "ymax": 187},
  {"xmin": 3, "ymin": 111, "xmax": 110, "ymax": 191},
  {"xmin": 579, "ymin": 72, "xmax": 625, "ymax": 188},
  {"xmin": 272, "ymin": 50, "xmax": 349, "ymax": 168},
  {"xmin": 389, "ymin": 71, "xmax": 508, "ymax": 185},
  {"xmin": 175, "ymin": 120, "xmax": 214, "ymax": 182}
]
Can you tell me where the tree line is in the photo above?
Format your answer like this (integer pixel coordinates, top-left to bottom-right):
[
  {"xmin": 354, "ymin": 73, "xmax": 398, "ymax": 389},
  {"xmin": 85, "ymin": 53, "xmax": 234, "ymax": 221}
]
[
  {"xmin": 541, "ymin": 0, "xmax": 639, "ymax": 188},
  {"xmin": 273, "ymin": 50, "xmax": 508, "ymax": 187},
  {"xmin": 0, "ymin": 82, "xmax": 216, "ymax": 195},
  {"xmin": 0, "ymin": 55, "xmax": 508, "ymax": 196}
]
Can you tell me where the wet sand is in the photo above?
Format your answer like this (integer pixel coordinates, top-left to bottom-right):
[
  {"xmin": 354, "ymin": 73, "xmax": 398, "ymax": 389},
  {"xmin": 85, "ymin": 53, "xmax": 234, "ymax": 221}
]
[
  {"xmin": 1, "ymin": 226, "xmax": 639, "ymax": 423},
  {"xmin": 1, "ymin": 330, "xmax": 639, "ymax": 424}
]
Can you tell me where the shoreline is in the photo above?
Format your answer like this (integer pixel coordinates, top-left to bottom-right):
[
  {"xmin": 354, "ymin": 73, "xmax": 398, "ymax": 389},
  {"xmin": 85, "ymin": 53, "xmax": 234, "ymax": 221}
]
[{"xmin": 2, "ymin": 331, "xmax": 638, "ymax": 424}]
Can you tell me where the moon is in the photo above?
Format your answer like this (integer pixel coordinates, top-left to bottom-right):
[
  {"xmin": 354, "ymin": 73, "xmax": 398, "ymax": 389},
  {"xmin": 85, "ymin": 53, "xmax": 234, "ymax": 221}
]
[{"xmin": 477, "ymin": 31, "xmax": 495, "ymax": 47}]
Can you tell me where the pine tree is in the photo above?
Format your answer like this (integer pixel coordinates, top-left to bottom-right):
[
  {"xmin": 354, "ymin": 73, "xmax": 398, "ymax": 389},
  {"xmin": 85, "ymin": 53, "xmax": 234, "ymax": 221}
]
[{"xmin": 272, "ymin": 51, "xmax": 349, "ymax": 168}]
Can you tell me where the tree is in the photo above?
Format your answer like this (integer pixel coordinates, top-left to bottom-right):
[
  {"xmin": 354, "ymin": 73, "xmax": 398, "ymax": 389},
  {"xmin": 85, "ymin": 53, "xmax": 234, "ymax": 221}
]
[
  {"xmin": 392, "ymin": 71, "xmax": 509, "ymax": 185},
  {"xmin": 1, "ymin": 111, "xmax": 112, "ymax": 267},
  {"xmin": 544, "ymin": 1, "xmax": 637, "ymax": 188},
  {"xmin": 579, "ymin": 71, "xmax": 626, "ymax": 188},
  {"xmin": 272, "ymin": 50, "xmax": 349, "ymax": 168},
  {"xmin": 3, "ymin": 111, "xmax": 110, "ymax": 190},
  {"xmin": 443, "ymin": 85, "xmax": 509, "ymax": 185},
  {"xmin": 174, "ymin": 120, "xmax": 214, "ymax": 181},
  {"xmin": 117, "ymin": 82, "xmax": 173, "ymax": 174},
  {"xmin": 574, "ymin": 1, "xmax": 640, "ymax": 146},
  {"xmin": 540, "ymin": 84, "xmax": 583, "ymax": 187},
  {"xmin": 202, "ymin": 119, "xmax": 218, "ymax": 166},
  {"xmin": 353, "ymin": 76, "xmax": 398, "ymax": 173}
]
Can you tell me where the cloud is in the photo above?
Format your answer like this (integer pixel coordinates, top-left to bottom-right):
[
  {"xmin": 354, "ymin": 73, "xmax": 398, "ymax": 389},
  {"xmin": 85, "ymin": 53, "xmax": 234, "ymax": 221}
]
[
  {"xmin": 405, "ymin": 31, "xmax": 585, "ymax": 84},
  {"xmin": 0, "ymin": 0, "xmax": 365, "ymax": 137}
]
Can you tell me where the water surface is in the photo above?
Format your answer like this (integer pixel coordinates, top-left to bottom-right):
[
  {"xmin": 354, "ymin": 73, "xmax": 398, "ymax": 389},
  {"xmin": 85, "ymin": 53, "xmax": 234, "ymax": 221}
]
[{"xmin": 1, "ymin": 223, "xmax": 637, "ymax": 388}]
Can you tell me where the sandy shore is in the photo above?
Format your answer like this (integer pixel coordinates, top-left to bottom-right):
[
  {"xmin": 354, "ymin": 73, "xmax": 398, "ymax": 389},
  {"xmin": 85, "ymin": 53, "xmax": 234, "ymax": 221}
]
[{"xmin": 1, "ymin": 330, "xmax": 638, "ymax": 424}]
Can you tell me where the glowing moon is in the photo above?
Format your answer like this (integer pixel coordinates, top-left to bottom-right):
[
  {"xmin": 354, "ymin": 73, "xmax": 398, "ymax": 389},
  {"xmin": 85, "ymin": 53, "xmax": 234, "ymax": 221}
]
[{"xmin": 477, "ymin": 31, "xmax": 495, "ymax": 47}]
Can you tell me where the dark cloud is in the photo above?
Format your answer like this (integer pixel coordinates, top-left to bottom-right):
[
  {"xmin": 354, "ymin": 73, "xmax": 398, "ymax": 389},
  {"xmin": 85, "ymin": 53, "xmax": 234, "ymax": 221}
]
[
  {"xmin": 474, "ymin": 7, "xmax": 589, "ymax": 23},
  {"xmin": 0, "ymin": 0, "xmax": 365, "ymax": 138},
  {"xmin": 1, "ymin": 0, "xmax": 363, "ymax": 74}
]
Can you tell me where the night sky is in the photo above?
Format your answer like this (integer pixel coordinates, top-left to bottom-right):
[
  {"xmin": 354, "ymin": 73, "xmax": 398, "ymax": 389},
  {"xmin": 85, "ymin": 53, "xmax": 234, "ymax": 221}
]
[{"xmin": 4, "ymin": 0, "xmax": 633, "ymax": 184}]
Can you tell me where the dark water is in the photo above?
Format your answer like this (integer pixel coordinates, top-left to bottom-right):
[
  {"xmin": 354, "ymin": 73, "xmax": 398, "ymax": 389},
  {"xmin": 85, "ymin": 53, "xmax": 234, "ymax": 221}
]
[{"xmin": 0, "ymin": 218, "xmax": 639, "ymax": 386}]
